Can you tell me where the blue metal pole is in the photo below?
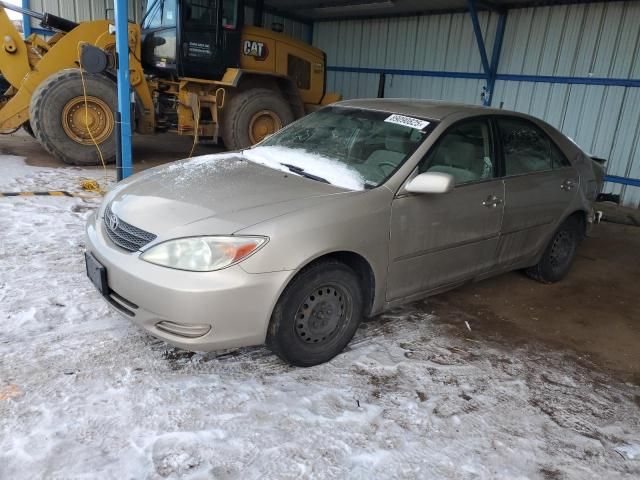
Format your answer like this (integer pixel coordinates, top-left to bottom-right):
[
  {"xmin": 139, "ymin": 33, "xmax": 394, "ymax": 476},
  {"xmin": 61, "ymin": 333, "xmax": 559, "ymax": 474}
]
[
  {"xmin": 21, "ymin": 0, "xmax": 31, "ymax": 38},
  {"xmin": 114, "ymin": 0, "xmax": 132, "ymax": 180},
  {"xmin": 486, "ymin": 13, "xmax": 507, "ymax": 106}
]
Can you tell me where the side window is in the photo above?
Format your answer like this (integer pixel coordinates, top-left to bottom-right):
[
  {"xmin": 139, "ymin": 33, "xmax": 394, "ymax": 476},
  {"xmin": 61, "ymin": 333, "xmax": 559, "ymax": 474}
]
[
  {"xmin": 498, "ymin": 117, "xmax": 559, "ymax": 175},
  {"xmin": 184, "ymin": 0, "xmax": 216, "ymax": 26},
  {"xmin": 222, "ymin": 0, "xmax": 239, "ymax": 29},
  {"xmin": 143, "ymin": 2, "xmax": 162, "ymax": 28},
  {"xmin": 418, "ymin": 119, "xmax": 495, "ymax": 185},
  {"xmin": 161, "ymin": 0, "xmax": 177, "ymax": 26},
  {"xmin": 143, "ymin": 0, "xmax": 177, "ymax": 28},
  {"xmin": 287, "ymin": 55, "xmax": 311, "ymax": 90}
]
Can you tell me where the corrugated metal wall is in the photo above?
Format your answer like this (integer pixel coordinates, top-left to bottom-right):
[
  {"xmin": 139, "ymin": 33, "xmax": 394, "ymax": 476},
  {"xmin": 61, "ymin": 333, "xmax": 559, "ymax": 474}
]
[
  {"xmin": 314, "ymin": 1, "xmax": 640, "ymax": 207},
  {"xmin": 315, "ymin": 12, "xmax": 497, "ymax": 101},
  {"xmin": 245, "ymin": 6, "xmax": 311, "ymax": 42},
  {"xmin": 26, "ymin": 1, "xmax": 310, "ymax": 42},
  {"xmin": 493, "ymin": 2, "xmax": 640, "ymax": 207},
  {"xmin": 29, "ymin": 0, "xmax": 145, "ymax": 22}
]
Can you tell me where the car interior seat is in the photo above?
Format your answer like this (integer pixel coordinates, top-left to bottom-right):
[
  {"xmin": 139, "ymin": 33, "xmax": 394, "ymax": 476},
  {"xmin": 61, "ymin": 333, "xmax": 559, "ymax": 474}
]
[{"xmin": 362, "ymin": 133, "xmax": 412, "ymax": 182}]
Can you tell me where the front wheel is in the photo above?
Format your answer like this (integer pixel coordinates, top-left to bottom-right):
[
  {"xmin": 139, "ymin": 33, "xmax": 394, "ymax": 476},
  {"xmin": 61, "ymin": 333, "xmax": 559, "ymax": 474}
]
[
  {"xmin": 267, "ymin": 261, "xmax": 363, "ymax": 367},
  {"xmin": 221, "ymin": 88, "xmax": 294, "ymax": 150},
  {"xmin": 29, "ymin": 69, "xmax": 117, "ymax": 165},
  {"xmin": 525, "ymin": 215, "xmax": 582, "ymax": 283}
]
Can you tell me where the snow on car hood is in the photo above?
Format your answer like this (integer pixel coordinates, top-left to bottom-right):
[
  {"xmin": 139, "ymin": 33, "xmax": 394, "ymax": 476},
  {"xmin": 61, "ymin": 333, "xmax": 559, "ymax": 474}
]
[
  {"xmin": 243, "ymin": 146, "xmax": 366, "ymax": 191},
  {"xmin": 107, "ymin": 152, "xmax": 349, "ymax": 237}
]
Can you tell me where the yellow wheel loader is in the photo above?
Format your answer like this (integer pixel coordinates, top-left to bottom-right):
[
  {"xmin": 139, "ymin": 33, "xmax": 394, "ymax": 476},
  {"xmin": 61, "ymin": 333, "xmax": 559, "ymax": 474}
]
[{"xmin": 0, "ymin": 0, "xmax": 340, "ymax": 165}]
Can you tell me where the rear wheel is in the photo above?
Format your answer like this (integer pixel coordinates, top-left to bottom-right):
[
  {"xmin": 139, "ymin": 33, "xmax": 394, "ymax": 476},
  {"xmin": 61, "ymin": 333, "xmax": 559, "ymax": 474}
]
[
  {"xmin": 29, "ymin": 69, "xmax": 117, "ymax": 165},
  {"xmin": 221, "ymin": 88, "xmax": 294, "ymax": 150},
  {"xmin": 525, "ymin": 215, "xmax": 582, "ymax": 283},
  {"xmin": 267, "ymin": 261, "xmax": 363, "ymax": 367}
]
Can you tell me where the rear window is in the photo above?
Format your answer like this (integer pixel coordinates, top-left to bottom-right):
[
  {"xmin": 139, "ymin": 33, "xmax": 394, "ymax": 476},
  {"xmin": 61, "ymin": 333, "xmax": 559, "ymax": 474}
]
[{"xmin": 497, "ymin": 117, "xmax": 569, "ymax": 176}]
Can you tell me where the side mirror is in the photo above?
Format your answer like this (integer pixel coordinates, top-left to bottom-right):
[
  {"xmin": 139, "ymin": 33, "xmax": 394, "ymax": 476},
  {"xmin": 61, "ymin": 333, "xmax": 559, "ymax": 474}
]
[{"xmin": 405, "ymin": 172, "xmax": 454, "ymax": 194}]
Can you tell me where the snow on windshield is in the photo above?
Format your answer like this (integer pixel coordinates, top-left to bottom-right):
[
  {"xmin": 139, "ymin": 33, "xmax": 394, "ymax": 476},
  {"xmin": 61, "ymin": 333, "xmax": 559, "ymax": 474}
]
[{"xmin": 243, "ymin": 146, "xmax": 366, "ymax": 191}]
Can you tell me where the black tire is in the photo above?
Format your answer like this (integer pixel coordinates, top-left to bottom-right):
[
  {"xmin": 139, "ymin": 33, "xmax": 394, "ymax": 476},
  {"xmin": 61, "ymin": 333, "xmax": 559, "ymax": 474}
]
[
  {"xmin": 525, "ymin": 215, "xmax": 582, "ymax": 284},
  {"xmin": 29, "ymin": 68, "xmax": 117, "ymax": 165},
  {"xmin": 267, "ymin": 261, "xmax": 364, "ymax": 367},
  {"xmin": 221, "ymin": 88, "xmax": 294, "ymax": 150}
]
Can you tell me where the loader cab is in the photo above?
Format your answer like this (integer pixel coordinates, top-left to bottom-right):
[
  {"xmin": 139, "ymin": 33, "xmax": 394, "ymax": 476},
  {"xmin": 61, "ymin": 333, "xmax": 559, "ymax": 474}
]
[{"xmin": 141, "ymin": 0, "xmax": 243, "ymax": 80}]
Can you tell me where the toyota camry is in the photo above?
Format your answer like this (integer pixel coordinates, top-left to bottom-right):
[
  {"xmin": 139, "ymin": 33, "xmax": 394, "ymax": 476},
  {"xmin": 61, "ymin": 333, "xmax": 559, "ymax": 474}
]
[{"xmin": 85, "ymin": 99, "xmax": 604, "ymax": 366}]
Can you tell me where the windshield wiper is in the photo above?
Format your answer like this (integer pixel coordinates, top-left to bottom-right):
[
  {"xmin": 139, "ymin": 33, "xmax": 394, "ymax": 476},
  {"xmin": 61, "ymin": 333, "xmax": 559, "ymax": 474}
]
[{"xmin": 280, "ymin": 163, "xmax": 331, "ymax": 184}]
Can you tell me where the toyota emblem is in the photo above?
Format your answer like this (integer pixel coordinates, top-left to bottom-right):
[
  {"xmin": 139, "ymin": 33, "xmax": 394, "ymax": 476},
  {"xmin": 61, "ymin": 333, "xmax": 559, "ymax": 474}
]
[{"xmin": 108, "ymin": 212, "xmax": 119, "ymax": 231}]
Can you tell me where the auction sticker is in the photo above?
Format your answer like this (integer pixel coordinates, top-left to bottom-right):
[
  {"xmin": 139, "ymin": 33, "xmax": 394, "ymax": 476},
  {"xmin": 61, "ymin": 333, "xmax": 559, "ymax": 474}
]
[{"xmin": 384, "ymin": 114, "xmax": 430, "ymax": 130}]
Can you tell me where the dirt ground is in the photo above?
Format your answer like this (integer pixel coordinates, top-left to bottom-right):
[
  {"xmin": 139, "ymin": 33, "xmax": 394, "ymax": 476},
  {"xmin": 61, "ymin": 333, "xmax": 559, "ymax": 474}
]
[
  {"xmin": 437, "ymin": 221, "xmax": 640, "ymax": 383},
  {"xmin": 2, "ymin": 130, "xmax": 639, "ymax": 383},
  {"xmin": 1, "ymin": 133, "xmax": 640, "ymax": 478},
  {"xmin": 0, "ymin": 129, "xmax": 223, "ymax": 171}
]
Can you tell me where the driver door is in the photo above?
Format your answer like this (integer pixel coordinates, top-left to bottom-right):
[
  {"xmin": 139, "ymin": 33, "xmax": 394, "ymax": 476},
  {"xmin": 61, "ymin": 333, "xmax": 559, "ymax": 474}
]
[{"xmin": 386, "ymin": 118, "xmax": 505, "ymax": 301}]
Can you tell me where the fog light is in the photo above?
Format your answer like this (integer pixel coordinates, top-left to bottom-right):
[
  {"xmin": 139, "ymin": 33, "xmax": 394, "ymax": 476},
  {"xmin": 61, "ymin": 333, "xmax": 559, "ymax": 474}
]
[{"xmin": 155, "ymin": 321, "xmax": 211, "ymax": 338}]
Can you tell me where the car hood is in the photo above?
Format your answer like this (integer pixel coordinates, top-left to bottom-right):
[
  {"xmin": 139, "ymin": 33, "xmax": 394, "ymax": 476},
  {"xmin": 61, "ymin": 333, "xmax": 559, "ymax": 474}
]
[{"xmin": 108, "ymin": 154, "xmax": 348, "ymax": 239}]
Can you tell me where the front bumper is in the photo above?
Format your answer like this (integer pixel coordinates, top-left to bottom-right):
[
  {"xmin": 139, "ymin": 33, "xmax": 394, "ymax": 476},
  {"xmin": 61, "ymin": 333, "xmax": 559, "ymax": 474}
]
[{"xmin": 85, "ymin": 213, "xmax": 292, "ymax": 352}]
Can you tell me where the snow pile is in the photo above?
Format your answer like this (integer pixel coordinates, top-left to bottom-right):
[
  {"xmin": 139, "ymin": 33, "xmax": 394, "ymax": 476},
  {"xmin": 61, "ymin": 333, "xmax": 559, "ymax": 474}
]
[
  {"xmin": 1, "ymin": 157, "xmax": 640, "ymax": 479},
  {"xmin": 243, "ymin": 145, "xmax": 365, "ymax": 190}
]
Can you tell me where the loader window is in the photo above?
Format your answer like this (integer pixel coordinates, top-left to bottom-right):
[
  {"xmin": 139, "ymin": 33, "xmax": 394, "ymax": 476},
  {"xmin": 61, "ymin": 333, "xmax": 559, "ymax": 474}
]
[
  {"xmin": 162, "ymin": 0, "xmax": 177, "ymax": 26},
  {"xmin": 184, "ymin": 0, "xmax": 217, "ymax": 25},
  {"xmin": 222, "ymin": 0, "xmax": 239, "ymax": 29},
  {"xmin": 142, "ymin": 0, "xmax": 177, "ymax": 28},
  {"xmin": 288, "ymin": 55, "xmax": 311, "ymax": 90}
]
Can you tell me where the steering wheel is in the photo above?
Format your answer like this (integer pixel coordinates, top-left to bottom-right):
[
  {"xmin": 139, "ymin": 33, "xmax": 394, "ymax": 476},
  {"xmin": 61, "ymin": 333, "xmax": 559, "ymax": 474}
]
[{"xmin": 376, "ymin": 161, "xmax": 397, "ymax": 178}]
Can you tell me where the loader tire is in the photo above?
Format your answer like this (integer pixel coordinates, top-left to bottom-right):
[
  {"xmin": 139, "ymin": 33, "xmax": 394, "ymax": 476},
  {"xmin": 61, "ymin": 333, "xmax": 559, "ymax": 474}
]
[
  {"xmin": 30, "ymin": 69, "xmax": 117, "ymax": 166},
  {"xmin": 221, "ymin": 88, "xmax": 294, "ymax": 150}
]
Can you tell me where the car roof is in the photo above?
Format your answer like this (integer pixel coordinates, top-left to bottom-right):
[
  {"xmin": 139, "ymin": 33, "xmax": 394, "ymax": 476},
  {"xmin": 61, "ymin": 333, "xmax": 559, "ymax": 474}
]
[{"xmin": 335, "ymin": 98, "xmax": 507, "ymax": 122}]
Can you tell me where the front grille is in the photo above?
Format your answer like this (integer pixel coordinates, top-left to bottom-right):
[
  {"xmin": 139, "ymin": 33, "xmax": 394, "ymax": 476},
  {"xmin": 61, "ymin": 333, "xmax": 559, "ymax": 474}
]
[{"xmin": 103, "ymin": 204, "xmax": 157, "ymax": 252}]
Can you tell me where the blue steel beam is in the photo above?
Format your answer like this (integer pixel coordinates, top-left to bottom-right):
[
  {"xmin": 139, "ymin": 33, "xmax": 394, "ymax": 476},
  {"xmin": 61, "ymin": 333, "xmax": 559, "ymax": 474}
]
[
  {"xmin": 467, "ymin": 0, "xmax": 507, "ymax": 106},
  {"xmin": 467, "ymin": 0, "xmax": 490, "ymax": 79},
  {"xmin": 486, "ymin": 12, "xmax": 506, "ymax": 106},
  {"xmin": 326, "ymin": 66, "xmax": 640, "ymax": 88},
  {"xmin": 22, "ymin": 0, "xmax": 31, "ymax": 37},
  {"xmin": 114, "ymin": 0, "xmax": 132, "ymax": 180}
]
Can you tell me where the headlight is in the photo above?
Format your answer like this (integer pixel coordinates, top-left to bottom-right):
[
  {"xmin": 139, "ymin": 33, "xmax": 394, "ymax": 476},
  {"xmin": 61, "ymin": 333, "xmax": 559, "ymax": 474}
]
[{"xmin": 140, "ymin": 236, "xmax": 267, "ymax": 272}]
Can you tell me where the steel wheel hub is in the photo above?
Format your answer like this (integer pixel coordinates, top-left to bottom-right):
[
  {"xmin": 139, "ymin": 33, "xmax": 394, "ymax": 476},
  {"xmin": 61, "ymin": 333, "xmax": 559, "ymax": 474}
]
[
  {"xmin": 294, "ymin": 285, "xmax": 350, "ymax": 344},
  {"xmin": 549, "ymin": 230, "xmax": 572, "ymax": 267},
  {"xmin": 249, "ymin": 110, "xmax": 282, "ymax": 144},
  {"xmin": 62, "ymin": 96, "xmax": 114, "ymax": 145}
]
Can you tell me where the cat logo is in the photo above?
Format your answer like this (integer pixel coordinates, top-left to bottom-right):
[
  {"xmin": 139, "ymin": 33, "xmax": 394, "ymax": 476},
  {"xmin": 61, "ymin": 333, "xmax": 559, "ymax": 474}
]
[{"xmin": 243, "ymin": 40, "xmax": 268, "ymax": 61}]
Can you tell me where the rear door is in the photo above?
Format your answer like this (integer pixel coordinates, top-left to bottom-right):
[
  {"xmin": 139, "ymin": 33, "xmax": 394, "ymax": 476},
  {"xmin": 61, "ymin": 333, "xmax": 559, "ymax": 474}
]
[
  {"xmin": 494, "ymin": 116, "xmax": 579, "ymax": 267},
  {"xmin": 386, "ymin": 117, "xmax": 504, "ymax": 301}
]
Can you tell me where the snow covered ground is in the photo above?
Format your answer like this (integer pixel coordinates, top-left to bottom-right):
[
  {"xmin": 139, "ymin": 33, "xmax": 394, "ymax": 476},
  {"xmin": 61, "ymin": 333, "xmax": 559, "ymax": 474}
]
[{"xmin": 1, "ymin": 155, "xmax": 639, "ymax": 479}]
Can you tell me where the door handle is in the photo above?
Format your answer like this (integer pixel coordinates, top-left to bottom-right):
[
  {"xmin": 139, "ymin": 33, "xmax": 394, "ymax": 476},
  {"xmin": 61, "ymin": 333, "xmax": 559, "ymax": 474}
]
[
  {"xmin": 482, "ymin": 195, "xmax": 503, "ymax": 208},
  {"xmin": 561, "ymin": 179, "xmax": 576, "ymax": 191}
]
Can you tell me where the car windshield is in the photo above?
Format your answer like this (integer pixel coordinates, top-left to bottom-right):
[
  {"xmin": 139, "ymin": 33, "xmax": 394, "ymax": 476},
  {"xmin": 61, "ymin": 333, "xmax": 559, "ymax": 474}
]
[{"xmin": 248, "ymin": 106, "xmax": 433, "ymax": 190}]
